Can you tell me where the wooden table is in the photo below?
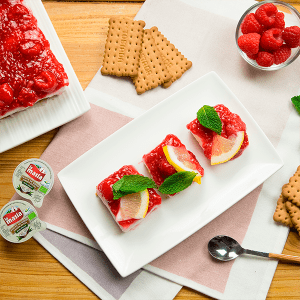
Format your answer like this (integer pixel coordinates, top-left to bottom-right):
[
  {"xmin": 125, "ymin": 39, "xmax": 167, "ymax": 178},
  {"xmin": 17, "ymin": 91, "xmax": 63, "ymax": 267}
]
[{"xmin": 1, "ymin": 1, "xmax": 300, "ymax": 299}]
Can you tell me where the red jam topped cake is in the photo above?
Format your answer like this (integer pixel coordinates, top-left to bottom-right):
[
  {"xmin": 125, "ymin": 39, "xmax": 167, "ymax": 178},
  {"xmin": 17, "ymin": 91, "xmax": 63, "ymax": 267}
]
[
  {"xmin": 96, "ymin": 165, "xmax": 161, "ymax": 232},
  {"xmin": 0, "ymin": 0, "xmax": 69, "ymax": 119},
  {"xmin": 187, "ymin": 104, "xmax": 249, "ymax": 164},
  {"xmin": 142, "ymin": 134, "xmax": 204, "ymax": 190}
]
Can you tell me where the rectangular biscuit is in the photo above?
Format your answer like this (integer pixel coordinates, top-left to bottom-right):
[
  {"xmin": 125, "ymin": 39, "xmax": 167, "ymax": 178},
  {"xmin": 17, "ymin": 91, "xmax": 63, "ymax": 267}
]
[
  {"xmin": 149, "ymin": 26, "xmax": 192, "ymax": 88},
  {"xmin": 285, "ymin": 200, "xmax": 300, "ymax": 234},
  {"xmin": 133, "ymin": 29, "xmax": 172, "ymax": 94},
  {"xmin": 273, "ymin": 186, "xmax": 293, "ymax": 227},
  {"xmin": 101, "ymin": 18, "xmax": 145, "ymax": 77},
  {"xmin": 282, "ymin": 165, "xmax": 300, "ymax": 206}
]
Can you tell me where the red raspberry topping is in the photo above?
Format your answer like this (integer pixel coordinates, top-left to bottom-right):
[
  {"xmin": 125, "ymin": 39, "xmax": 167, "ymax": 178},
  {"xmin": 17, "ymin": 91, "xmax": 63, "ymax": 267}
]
[
  {"xmin": 238, "ymin": 33, "xmax": 260, "ymax": 55},
  {"xmin": 0, "ymin": 83, "xmax": 14, "ymax": 106},
  {"xmin": 34, "ymin": 71, "xmax": 58, "ymax": 93},
  {"xmin": 17, "ymin": 88, "xmax": 38, "ymax": 106},
  {"xmin": 8, "ymin": 4, "xmax": 30, "ymax": 20},
  {"xmin": 19, "ymin": 41, "xmax": 43, "ymax": 56},
  {"xmin": 158, "ymin": 159, "xmax": 177, "ymax": 178},
  {"xmin": 260, "ymin": 28, "xmax": 283, "ymax": 51},
  {"xmin": 256, "ymin": 51, "xmax": 274, "ymax": 67},
  {"xmin": 273, "ymin": 12, "xmax": 285, "ymax": 30},
  {"xmin": 3, "ymin": 33, "xmax": 22, "ymax": 52},
  {"xmin": 255, "ymin": 3, "xmax": 277, "ymax": 27},
  {"xmin": 273, "ymin": 45, "xmax": 292, "ymax": 64},
  {"xmin": 241, "ymin": 13, "xmax": 262, "ymax": 34},
  {"xmin": 282, "ymin": 26, "xmax": 300, "ymax": 48}
]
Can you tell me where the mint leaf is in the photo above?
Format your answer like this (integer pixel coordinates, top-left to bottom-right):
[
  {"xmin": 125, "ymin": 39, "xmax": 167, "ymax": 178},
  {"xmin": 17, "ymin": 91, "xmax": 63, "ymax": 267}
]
[
  {"xmin": 158, "ymin": 171, "xmax": 197, "ymax": 194},
  {"xmin": 112, "ymin": 189, "xmax": 127, "ymax": 200},
  {"xmin": 197, "ymin": 105, "xmax": 222, "ymax": 135},
  {"xmin": 112, "ymin": 175, "xmax": 157, "ymax": 200},
  {"xmin": 291, "ymin": 95, "xmax": 300, "ymax": 115}
]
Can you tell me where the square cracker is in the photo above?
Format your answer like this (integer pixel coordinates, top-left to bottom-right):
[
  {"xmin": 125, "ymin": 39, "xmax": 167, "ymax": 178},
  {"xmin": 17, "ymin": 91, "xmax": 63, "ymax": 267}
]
[
  {"xmin": 101, "ymin": 18, "xmax": 145, "ymax": 77},
  {"xmin": 282, "ymin": 166, "xmax": 300, "ymax": 206},
  {"xmin": 273, "ymin": 186, "xmax": 293, "ymax": 227},
  {"xmin": 133, "ymin": 29, "xmax": 172, "ymax": 94},
  {"xmin": 149, "ymin": 26, "xmax": 192, "ymax": 88}
]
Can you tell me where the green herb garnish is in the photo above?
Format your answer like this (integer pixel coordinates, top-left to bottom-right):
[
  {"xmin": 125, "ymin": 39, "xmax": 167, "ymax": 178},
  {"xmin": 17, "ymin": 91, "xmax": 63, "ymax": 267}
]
[
  {"xmin": 197, "ymin": 105, "xmax": 222, "ymax": 134},
  {"xmin": 112, "ymin": 175, "xmax": 157, "ymax": 200},
  {"xmin": 291, "ymin": 95, "xmax": 300, "ymax": 115},
  {"xmin": 158, "ymin": 171, "xmax": 197, "ymax": 194}
]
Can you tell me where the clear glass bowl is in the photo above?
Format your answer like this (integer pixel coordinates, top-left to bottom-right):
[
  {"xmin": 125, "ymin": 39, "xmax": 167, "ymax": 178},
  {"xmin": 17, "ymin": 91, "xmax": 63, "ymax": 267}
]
[{"xmin": 236, "ymin": 0, "xmax": 300, "ymax": 70}]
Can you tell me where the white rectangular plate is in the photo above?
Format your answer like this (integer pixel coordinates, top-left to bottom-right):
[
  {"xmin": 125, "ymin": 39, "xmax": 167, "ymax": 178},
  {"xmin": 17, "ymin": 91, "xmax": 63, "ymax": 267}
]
[
  {"xmin": 0, "ymin": 0, "xmax": 90, "ymax": 153},
  {"xmin": 58, "ymin": 72, "xmax": 283, "ymax": 277}
]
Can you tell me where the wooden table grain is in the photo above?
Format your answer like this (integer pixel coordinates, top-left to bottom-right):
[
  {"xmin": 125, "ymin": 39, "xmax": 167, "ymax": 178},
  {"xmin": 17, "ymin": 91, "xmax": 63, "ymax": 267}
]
[{"xmin": 1, "ymin": 1, "xmax": 300, "ymax": 299}]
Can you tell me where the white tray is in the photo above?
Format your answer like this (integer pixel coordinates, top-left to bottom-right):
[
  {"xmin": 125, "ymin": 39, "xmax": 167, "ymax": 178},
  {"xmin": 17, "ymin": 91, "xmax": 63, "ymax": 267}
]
[{"xmin": 58, "ymin": 72, "xmax": 283, "ymax": 277}]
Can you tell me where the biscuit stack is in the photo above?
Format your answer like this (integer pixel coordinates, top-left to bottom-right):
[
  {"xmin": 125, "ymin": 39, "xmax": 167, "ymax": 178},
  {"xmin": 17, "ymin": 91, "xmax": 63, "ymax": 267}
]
[
  {"xmin": 273, "ymin": 166, "xmax": 300, "ymax": 234},
  {"xmin": 101, "ymin": 18, "xmax": 192, "ymax": 94}
]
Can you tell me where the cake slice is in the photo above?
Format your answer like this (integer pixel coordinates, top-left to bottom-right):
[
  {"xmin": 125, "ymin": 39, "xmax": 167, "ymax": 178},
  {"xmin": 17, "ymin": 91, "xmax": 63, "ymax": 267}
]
[
  {"xmin": 142, "ymin": 134, "xmax": 204, "ymax": 195},
  {"xmin": 187, "ymin": 104, "xmax": 249, "ymax": 164},
  {"xmin": 96, "ymin": 165, "xmax": 161, "ymax": 232},
  {"xmin": 0, "ymin": 0, "xmax": 69, "ymax": 119}
]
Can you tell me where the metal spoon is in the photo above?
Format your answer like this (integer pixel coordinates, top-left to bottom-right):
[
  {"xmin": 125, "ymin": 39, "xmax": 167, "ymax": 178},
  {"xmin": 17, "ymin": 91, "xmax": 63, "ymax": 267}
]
[{"xmin": 208, "ymin": 235, "xmax": 300, "ymax": 263}]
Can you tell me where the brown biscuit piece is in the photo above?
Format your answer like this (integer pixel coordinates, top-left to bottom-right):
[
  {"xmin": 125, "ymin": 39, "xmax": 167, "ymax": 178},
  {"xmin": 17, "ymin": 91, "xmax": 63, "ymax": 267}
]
[
  {"xmin": 133, "ymin": 29, "xmax": 172, "ymax": 94},
  {"xmin": 282, "ymin": 166, "xmax": 300, "ymax": 206},
  {"xmin": 149, "ymin": 26, "xmax": 192, "ymax": 88},
  {"xmin": 285, "ymin": 201, "xmax": 300, "ymax": 233},
  {"xmin": 273, "ymin": 187, "xmax": 293, "ymax": 227},
  {"xmin": 101, "ymin": 18, "xmax": 145, "ymax": 77}
]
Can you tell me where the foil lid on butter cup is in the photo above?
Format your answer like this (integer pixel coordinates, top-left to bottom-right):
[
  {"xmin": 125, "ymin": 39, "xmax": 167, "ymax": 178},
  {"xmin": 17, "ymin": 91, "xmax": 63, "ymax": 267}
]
[
  {"xmin": 13, "ymin": 158, "xmax": 54, "ymax": 208},
  {"xmin": 0, "ymin": 200, "xmax": 46, "ymax": 243}
]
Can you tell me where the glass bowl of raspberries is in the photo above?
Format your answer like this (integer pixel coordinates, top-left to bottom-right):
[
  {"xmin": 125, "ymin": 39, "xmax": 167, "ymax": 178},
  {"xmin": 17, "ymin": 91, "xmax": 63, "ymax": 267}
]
[{"xmin": 236, "ymin": 1, "xmax": 300, "ymax": 70}]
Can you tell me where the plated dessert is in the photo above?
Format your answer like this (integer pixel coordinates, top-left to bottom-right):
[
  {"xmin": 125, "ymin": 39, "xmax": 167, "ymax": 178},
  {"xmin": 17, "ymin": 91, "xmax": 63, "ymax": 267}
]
[
  {"xmin": 187, "ymin": 104, "xmax": 249, "ymax": 165},
  {"xmin": 96, "ymin": 165, "xmax": 161, "ymax": 232},
  {"xmin": 0, "ymin": 0, "xmax": 69, "ymax": 119},
  {"xmin": 142, "ymin": 134, "xmax": 204, "ymax": 193}
]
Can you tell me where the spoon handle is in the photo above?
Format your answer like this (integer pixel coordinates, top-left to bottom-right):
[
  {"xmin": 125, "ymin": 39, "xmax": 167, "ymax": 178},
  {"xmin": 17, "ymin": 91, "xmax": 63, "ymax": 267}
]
[{"xmin": 269, "ymin": 253, "xmax": 300, "ymax": 263}]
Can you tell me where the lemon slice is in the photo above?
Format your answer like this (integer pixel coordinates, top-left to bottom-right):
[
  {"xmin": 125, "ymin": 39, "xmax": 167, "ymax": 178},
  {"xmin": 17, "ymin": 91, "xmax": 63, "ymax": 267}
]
[
  {"xmin": 116, "ymin": 189, "xmax": 149, "ymax": 221},
  {"xmin": 163, "ymin": 145, "xmax": 202, "ymax": 184},
  {"xmin": 211, "ymin": 131, "xmax": 244, "ymax": 165}
]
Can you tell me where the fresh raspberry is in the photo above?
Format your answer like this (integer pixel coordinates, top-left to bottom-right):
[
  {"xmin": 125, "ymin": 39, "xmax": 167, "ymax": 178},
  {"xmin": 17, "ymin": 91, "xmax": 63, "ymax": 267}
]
[
  {"xmin": 273, "ymin": 12, "xmax": 285, "ymax": 30},
  {"xmin": 0, "ymin": 83, "xmax": 14, "ymax": 105},
  {"xmin": 256, "ymin": 51, "xmax": 274, "ymax": 67},
  {"xmin": 273, "ymin": 45, "xmax": 292, "ymax": 64},
  {"xmin": 238, "ymin": 33, "xmax": 260, "ymax": 54},
  {"xmin": 282, "ymin": 26, "xmax": 300, "ymax": 48},
  {"xmin": 255, "ymin": 3, "xmax": 277, "ymax": 27},
  {"xmin": 241, "ymin": 13, "xmax": 262, "ymax": 34},
  {"xmin": 260, "ymin": 28, "xmax": 283, "ymax": 51},
  {"xmin": 246, "ymin": 52, "xmax": 258, "ymax": 60}
]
